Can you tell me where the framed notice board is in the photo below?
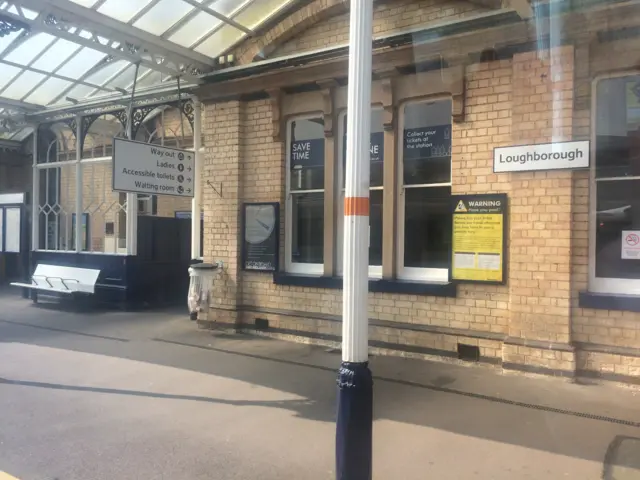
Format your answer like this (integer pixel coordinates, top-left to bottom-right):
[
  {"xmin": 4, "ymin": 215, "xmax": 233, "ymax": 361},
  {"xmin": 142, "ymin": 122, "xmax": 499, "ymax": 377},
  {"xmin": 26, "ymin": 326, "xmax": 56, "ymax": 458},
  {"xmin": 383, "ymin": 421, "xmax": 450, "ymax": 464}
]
[
  {"xmin": 451, "ymin": 194, "xmax": 507, "ymax": 284},
  {"xmin": 242, "ymin": 202, "xmax": 279, "ymax": 272}
]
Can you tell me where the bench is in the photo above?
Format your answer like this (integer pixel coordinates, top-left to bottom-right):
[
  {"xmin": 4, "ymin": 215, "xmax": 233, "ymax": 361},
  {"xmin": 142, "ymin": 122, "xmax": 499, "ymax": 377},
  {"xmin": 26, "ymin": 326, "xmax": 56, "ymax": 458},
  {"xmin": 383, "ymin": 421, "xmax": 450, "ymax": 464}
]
[{"xmin": 11, "ymin": 264, "xmax": 101, "ymax": 301}]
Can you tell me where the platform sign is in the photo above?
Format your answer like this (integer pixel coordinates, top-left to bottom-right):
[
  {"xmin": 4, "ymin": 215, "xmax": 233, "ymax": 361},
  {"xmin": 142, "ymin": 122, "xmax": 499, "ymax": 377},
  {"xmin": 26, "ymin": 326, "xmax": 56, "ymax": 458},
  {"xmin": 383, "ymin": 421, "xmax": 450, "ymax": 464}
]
[
  {"xmin": 112, "ymin": 138, "xmax": 194, "ymax": 197},
  {"xmin": 452, "ymin": 194, "xmax": 507, "ymax": 284}
]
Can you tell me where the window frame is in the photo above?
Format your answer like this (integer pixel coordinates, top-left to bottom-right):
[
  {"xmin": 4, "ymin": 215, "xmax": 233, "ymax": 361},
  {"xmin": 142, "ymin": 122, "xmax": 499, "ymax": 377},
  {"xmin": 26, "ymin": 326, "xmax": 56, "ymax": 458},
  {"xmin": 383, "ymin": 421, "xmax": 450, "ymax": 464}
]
[
  {"xmin": 285, "ymin": 113, "xmax": 325, "ymax": 275},
  {"xmin": 589, "ymin": 72, "xmax": 640, "ymax": 295},
  {"xmin": 396, "ymin": 96, "xmax": 453, "ymax": 283},
  {"xmin": 336, "ymin": 106, "xmax": 384, "ymax": 279}
]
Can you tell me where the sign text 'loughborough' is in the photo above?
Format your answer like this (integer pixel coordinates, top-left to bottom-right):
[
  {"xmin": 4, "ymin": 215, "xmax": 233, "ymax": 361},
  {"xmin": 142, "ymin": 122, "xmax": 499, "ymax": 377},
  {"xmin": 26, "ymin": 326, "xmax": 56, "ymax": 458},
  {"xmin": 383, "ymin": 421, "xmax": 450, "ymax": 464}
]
[
  {"xmin": 112, "ymin": 138, "xmax": 195, "ymax": 197},
  {"xmin": 493, "ymin": 141, "xmax": 589, "ymax": 173}
]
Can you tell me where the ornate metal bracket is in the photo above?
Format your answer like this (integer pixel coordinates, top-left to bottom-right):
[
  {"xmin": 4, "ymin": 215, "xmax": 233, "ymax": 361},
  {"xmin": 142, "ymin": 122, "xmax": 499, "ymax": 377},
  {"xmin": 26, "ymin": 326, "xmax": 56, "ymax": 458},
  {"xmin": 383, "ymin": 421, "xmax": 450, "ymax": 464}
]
[
  {"xmin": 130, "ymin": 105, "xmax": 156, "ymax": 139},
  {"xmin": 180, "ymin": 100, "xmax": 195, "ymax": 131},
  {"xmin": 64, "ymin": 114, "xmax": 101, "ymax": 153},
  {"xmin": 0, "ymin": 15, "xmax": 28, "ymax": 38},
  {"xmin": 112, "ymin": 110, "xmax": 128, "ymax": 131}
]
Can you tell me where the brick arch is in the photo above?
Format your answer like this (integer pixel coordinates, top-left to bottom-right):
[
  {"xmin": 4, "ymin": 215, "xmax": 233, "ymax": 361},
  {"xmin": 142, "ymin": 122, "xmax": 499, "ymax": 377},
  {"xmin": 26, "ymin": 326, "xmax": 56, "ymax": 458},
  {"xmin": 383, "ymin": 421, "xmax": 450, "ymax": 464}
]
[{"xmin": 234, "ymin": 0, "xmax": 349, "ymax": 65}]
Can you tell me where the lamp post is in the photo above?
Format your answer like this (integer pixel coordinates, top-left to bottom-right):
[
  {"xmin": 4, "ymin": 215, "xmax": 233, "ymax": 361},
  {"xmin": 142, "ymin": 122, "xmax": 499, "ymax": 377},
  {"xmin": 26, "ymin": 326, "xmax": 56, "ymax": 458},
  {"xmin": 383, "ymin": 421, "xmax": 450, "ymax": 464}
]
[{"xmin": 335, "ymin": 1, "xmax": 374, "ymax": 479}]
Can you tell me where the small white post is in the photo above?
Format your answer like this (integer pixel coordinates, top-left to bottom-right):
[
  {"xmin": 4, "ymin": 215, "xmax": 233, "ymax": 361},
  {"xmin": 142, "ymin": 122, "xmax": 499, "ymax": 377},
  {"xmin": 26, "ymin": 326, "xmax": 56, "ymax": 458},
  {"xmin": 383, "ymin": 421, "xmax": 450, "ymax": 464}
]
[
  {"xmin": 31, "ymin": 124, "xmax": 39, "ymax": 251},
  {"xmin": 75, "ymin": 115, "xmax": 82, "ymax": 253},
  {"xmin": 191, "ymin": 97, "xmax": 202, "ymax": 259}
]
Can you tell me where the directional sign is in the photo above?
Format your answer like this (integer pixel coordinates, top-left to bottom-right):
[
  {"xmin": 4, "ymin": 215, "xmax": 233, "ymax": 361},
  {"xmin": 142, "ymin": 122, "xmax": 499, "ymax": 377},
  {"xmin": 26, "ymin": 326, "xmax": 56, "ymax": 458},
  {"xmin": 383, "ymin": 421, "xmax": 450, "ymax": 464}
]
[{"xmin": 112, "ymin": 138, "xmax": 194, "ymax": 198}]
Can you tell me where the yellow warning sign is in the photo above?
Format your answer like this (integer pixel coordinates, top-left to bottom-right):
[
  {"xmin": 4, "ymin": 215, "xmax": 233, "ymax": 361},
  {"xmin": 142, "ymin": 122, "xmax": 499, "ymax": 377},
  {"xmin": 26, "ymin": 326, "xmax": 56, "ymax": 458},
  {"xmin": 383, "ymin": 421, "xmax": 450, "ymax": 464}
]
[
  {"xmin": 451, "ymin": 194, "xmax": 507, "ymax": 283},
  {"xmin": 455, "ymin": 200, "xmax": 467, "ymax": 213}
]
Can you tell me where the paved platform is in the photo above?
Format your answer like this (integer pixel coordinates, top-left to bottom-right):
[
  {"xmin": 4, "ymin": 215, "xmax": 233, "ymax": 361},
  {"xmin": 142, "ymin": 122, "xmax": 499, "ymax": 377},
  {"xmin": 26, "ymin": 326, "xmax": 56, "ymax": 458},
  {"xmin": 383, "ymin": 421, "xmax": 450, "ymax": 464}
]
[{"xmin": 1, "ymin": 290, "xmax": 640, "ymax": 479}]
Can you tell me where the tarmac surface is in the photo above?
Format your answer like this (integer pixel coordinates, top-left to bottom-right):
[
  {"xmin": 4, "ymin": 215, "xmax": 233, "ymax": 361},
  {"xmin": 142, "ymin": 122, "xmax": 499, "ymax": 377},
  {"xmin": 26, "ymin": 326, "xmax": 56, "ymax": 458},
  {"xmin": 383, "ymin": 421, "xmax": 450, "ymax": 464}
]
[{"xmin": 1, "ymin": 289, "xmax": 640, "ymax": 479}]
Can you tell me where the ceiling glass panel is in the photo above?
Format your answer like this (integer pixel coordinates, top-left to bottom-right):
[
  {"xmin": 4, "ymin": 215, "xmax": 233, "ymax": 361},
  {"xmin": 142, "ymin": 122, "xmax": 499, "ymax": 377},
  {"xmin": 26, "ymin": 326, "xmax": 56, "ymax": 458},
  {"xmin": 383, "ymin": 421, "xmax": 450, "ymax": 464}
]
[
  {"xmin": 85, "ymin": 60, "xmax": 130, "ymax": 86},
  {"xmin": 134, "ymin": 0, "xmax": 193, "ymax": 36},
  {"xmin": 102, "ymin": 64, "xmax": 137, "ymax": 90},
  {"xmin": 31, "ymin": 40, "xmax": 80, "ymax": 72},
  {"xmin": 69, "ymin": 0, "xmax": 101, "ymax": 7},
  {"xmin": 125, "ymin": 66, "xmax": 152, "ymax": 89},
  {"xmin": 168, "ymin": 11, "xmax": 222, "ymax": 47},
  {"xmin": 97, "ymin": 0, "xmax": 150, "ymax": 23},
  {"xmin": 135, "ymin": 70, "xmax": 164, "ymax": 89},
  {"xmin": 0, "ymin": 30, "xmax": 23, "ymax": 57},
  {"xmin": 234, "ymin": 0, "xmax": 292, "ymax": 29},
  {"xmin": 56, "ymin": 47, "xmax": 107, "ymax": 79},
  {"xmin": 194, "ymin": 24, "xmax": 244, "ymax": 57},
  {"xmin": 24, "ymin": 78, "xmax": 73, "ymax": 105},
  {"xmin": 4, "ymin": 34, "xmax": 57, "ymax": 66},
  {"xmin": 2, "ymin": 71, "xmax": 46, "ymax": 101},
  {"xmin": 58, "ymin": 84, "xmax": 96, "ymax": 104},
  {"xmin": 0, "ymin": 0, "xmax": 297, "ymax": 117},
  {"xmin": 0, "ymin": 64, "xmax": 21, "ymax": 91},
  {"xmin": 20, "ymin": 8, "xmax": 38, "ymax": 20},
  {"xmin": 12, "ymin": 127, "xmax": 34, "ymax": 142},
  {"xmin": 210, "ymin": 0, "xmax": 246, "ymax": 16}
]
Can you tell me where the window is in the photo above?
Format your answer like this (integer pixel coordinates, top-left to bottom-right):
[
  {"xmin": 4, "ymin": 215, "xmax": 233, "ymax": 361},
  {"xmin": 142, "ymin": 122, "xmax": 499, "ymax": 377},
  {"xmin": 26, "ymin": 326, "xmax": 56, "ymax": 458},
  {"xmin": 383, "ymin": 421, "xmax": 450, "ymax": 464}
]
[
  {"xmin": 397, "ymin": 99, "xmax": 452, "ymax": 282},
  {"xmin": 337, "ymin": 108, "xmax": 384, "ymax": 277},
  {"xmin": 591, "ymin": 75, "xmax": 640, "ymax": 294},
  {"xmin": 286, "ymin": 116, "xmax": 325, "ymax": 274}
]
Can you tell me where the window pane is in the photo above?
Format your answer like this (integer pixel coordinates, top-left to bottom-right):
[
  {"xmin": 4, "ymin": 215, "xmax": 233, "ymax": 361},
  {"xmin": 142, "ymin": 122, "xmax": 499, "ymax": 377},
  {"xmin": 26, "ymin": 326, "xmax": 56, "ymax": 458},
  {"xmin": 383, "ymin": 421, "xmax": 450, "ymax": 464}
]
[
  {"xmin": 342, "ymin": 109, "xmax": 384, "ymax": 187},
  {"xmin": 596, "ymin": 179, "xmax": 640, "ymax": 279},
  {"xmin": 291, "ymin": 192, "xmax": 324, "ymax": 264},
  {"xmin": 290, "ymin": 118, "xmax": 324, "ymax": 191},
  {"xmin": 404, "ymin": 187, "xmax": 451, "ymax": 269},
  {"xmin": 403, "ymin": 100, "xmax": 452, "ymax": 185},
  {"xmin": 596, "ymin": 76, "xmax": 640, "ymax": 178},
  {"xmin": 369, "ymin": 190, "xmax": 383, "ymax": 267}
]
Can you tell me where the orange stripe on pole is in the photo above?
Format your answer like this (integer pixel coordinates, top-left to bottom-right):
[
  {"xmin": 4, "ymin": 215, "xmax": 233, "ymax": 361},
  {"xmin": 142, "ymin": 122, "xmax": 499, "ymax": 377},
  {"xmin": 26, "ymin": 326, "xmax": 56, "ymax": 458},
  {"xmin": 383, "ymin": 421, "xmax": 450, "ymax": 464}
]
[{"xmin": 344, "ymin": 197, "xmax": 369, "ymax": 216}]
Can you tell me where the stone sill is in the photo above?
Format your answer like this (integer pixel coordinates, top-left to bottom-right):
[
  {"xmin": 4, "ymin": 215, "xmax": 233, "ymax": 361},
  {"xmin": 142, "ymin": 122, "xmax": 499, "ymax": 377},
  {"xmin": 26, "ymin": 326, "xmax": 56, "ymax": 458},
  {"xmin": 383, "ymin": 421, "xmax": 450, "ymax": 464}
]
[
  {"xmin": 273, "ymin": 273, "xmax": 457, "ymax": 297},
  {"xmin": 579, "ymin": 291, "xmax": 640, "ymax": 313}
]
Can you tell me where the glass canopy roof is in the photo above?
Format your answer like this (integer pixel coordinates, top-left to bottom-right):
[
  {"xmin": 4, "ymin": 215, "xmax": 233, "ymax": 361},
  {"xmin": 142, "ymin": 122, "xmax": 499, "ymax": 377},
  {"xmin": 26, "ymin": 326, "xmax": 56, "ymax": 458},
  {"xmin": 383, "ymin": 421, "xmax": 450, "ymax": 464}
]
[{"xmin": 0, "ymin": 0, "xmax": 297, "ymax": 119}]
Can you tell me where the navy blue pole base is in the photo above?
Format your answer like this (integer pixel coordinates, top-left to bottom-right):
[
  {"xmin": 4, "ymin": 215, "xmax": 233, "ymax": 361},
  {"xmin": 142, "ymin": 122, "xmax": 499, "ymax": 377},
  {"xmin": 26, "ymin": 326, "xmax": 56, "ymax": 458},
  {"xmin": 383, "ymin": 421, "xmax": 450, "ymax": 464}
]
[{"xmin": 336, "ymin": 361, "xmax": 373, "ymax": 480}]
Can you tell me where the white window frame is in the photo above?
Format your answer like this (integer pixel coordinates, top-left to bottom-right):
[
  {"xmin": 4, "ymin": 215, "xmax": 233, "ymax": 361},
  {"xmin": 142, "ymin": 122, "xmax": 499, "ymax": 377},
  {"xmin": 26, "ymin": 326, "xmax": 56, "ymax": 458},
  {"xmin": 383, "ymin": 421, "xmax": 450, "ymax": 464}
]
[
  {"xmin": 589, "ymin": 72, "xmax": 640, "ymax": 295},
  {"xmin": 396, "ymin": 97, "xmax": 452, "ymax": 283},
  {"xmin": 336, "ymin": 107, "xmax": 384, "ymax": 279},
  {"xmin": 285, "ymin": 114, "xmax": 325, "ymax": 275}
]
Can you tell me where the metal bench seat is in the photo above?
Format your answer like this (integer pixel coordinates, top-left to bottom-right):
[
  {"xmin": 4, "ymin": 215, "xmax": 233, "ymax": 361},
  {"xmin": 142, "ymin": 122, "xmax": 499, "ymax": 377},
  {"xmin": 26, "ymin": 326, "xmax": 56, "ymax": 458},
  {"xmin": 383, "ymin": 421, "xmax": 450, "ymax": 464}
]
[{"xmin": 11, "ymin": 264, "xmax": 101, "ymax": 296}]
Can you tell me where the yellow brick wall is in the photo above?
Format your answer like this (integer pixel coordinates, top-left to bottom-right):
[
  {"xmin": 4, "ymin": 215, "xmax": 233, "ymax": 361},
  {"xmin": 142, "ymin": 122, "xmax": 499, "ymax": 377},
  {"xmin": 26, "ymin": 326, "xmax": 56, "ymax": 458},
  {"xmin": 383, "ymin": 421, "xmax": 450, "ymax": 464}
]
[
  {"xmin": 271, "ymin": 0, "xmax": 487, "ymax": 58},
  {"xmin": 201, "ymin": 3, "xmax": 640, "ymax": 381}
]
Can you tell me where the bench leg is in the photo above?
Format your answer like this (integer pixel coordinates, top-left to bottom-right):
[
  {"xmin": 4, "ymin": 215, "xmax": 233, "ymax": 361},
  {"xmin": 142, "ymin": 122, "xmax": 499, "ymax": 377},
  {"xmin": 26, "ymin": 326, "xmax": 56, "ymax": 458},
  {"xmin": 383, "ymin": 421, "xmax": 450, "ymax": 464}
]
[{"xmin": 31, "ymin": 290, "xmax": 38, "ymax": 304}]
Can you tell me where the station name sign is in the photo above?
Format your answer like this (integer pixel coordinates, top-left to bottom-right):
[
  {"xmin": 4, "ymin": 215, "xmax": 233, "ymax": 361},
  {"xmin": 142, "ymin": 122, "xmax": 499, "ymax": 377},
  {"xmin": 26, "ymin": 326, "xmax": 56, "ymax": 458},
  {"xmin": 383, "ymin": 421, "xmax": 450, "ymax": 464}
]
[
  {"xmin": 113, "ymin": 138, "xmax": 195, "ymax": 197},
  {"xmin": 494, "ymin": 141, "xmax": 589, "ymax": 173}
]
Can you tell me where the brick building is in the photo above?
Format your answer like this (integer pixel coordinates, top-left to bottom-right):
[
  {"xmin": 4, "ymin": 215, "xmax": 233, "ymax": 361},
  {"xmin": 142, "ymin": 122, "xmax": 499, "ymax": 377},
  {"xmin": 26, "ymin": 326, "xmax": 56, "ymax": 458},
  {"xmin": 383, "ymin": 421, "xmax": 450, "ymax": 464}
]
[{"xmin": 190, "ymin": 0, "xmax": 640, "ymax": 384}]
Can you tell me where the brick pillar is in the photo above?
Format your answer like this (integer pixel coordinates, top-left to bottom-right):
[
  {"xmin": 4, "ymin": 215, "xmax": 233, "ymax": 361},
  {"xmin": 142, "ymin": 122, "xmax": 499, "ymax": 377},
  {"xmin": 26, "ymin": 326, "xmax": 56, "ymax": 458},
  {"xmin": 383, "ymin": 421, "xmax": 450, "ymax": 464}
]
[
  {"xmin": 502, "ymin": 46, "xmax": 577, "ymax": 375},
  {"xmin": 202, "ymin": 101, "xmax": 243, "ymax": 327}
]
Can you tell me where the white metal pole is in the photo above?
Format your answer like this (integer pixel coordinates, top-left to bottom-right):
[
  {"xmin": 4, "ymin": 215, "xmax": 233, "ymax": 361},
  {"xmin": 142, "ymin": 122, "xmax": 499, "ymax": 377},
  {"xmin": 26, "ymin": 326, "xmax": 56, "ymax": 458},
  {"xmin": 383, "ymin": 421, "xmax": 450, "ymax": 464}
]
[
  {"xmin": 191, "ymin": 97, "xmax": 202, "ymax": 259},
  {"xmin": 126, "ymin": 109, "xmax": 137, "ymax": 255},
  {"xmin": 336, "ymin": 1, "xmax": 374, "ymax": 479},
  {"xmin": 75, "ymin": 115, "xmax": 82, "ymax": 253},
  {"xmin": 31, "ymin": 125, "xmax": 39, "ymax": 251}
]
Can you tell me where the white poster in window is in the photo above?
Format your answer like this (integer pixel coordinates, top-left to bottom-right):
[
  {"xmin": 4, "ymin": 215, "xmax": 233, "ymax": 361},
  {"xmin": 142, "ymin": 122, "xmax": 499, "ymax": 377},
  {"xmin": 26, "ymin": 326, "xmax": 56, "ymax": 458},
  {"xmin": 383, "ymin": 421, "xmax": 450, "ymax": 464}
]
[
  {"xmin": 5, "ymin": 207, "xmax": 20, "ymax": 253},
  {"xmin": 622, "ymin": 231, "xmax": 640, "ymax": 259}
]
